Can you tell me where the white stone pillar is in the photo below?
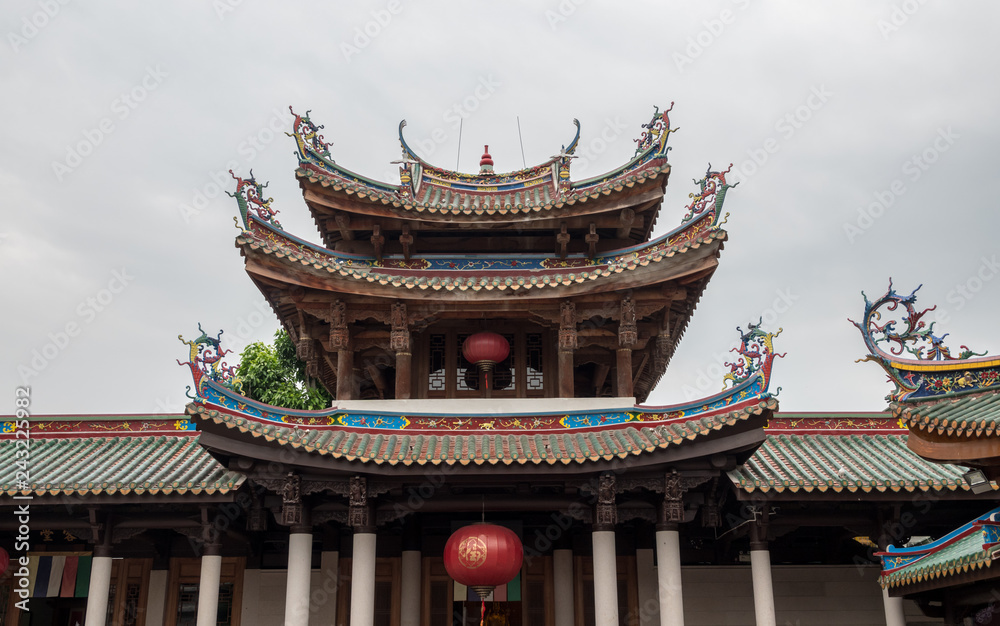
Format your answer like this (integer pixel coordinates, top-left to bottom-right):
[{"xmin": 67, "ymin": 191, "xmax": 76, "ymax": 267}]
[
  {"xmin": 592, "ymin": 530, "xmax": 619, "ymax": 626},
  {"xmin": 350, "ymin": 532, "xmax": 377, "ymax": 626},
  {"xmin": 400, "ymin": 550, "xmax": 421, "ymax": 626},
  {"xmin": 636, "ymin": 548, "xmax": 660, "ymax": 626},
  {"xmin": 749, "ymin": 548, "xmax": 776, "ymax": 626},
  {"xmin": 553, "ymin": 548, "xmax": 575, "ymax": 626},
  {"xmin": 285, "ymin": 529, "xmax": 314, "ymax": 626},
  {"xmin": 196, "ymin": 546, "xmax": 223, "ymax": 626},
  {"xmin": 84, "ymin": 547, "xmax": 114, "ymax": 626},
  {"xmin": 655, "ymin": 528, "xmax": 684, "ymax": 626},
  {"xmin": 882, "ymin": 587, "xmax": 906, "ymax": 626},
  {"xmin": 145, "ymin": 570, "xmax": 169, "ymax": 626}
]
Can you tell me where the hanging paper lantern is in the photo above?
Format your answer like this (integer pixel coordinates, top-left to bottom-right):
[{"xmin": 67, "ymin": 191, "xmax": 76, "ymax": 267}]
[
  {"xmin": 444, "ymin": 523, "xmax": 523, "ymax": 600},
  {"xmin": 0, "ymin": 547, "xmax": 8, "ymax": 577},
  {"xmin": 462, "ymin": 333, "xmax": 510, "ymax": 371}
]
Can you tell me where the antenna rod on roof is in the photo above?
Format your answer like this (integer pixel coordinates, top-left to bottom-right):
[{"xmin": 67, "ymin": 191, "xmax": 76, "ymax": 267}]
[
  {"xmin": 517, "ymin": 116, "xmax": 526, "ymax": 169},
  {"xmin": 456, "ymin": 118, "xmax": 463, "ymax": 171}
]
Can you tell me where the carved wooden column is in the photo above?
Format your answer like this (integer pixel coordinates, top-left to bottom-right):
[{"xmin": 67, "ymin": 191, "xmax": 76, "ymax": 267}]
[
  {"xmin": 330, "ymin": 300, "xmax": 353, "ymax": 400},
  {"xmin": 391, "ymin": 302, "xmax": 412, "ymax": 399},
  {"xmin": 656, "ymin": 471, "xmax": 685, "ymax": 626},
  {"xmin": 617, "ymin": 297, "xmax": 637, "ymax": 398},
  {"xmin": 559, "ymin": 301, "xmax": 578, "ymax": 398},
  {"xmin": 350, "ymin": 476, "xmax": 376, "ymax": 626},
  {"xmin": 592, "ymin": 473, "xmax": 619, "ymax": 626}
]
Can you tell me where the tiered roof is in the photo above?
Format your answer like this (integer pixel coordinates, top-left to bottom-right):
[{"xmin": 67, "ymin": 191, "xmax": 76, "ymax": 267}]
[{"xmin": 179, "ymin": 320, "xmax": 782, "ymax": 475}]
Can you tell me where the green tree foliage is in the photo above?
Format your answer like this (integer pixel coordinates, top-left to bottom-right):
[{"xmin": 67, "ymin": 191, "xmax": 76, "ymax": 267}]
[{"xmin": 236, "ymin": 330, "xmax": 332, "ymax": 410}]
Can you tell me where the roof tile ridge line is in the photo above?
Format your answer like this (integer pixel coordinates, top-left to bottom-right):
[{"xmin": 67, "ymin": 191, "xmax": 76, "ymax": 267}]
[
  {"xmin": 844, "ymin": 432, "xmax": 909, "ymax": 486},
  {"xmin": 45, "ymin": 436, "xmax": 104, "ymax": 489},
  {"xmin": 79, "ymin": 435, "xmax": 135, "ymax": 490},
  {"xmin": 808, "ymin": 434, "xmax": 866, "ymax": 486},
  {"xmin": 111, "ymin": 435, "xmax": 167, "ymax": 486},
  {"xmin": 777, "ymin": 433, "xmax": 821, "ymax": 487},
  {"xmin": 10, "ymin": 436, "xmax": 63, "ymax": 483},
  {"xmin": 885, "ymin": 435, "xmax": 956, "ymax": 484},
  {"xmin": 744, "ymin": 439, "xmax": 779, "ymax": 487},
  {"xmin": 764, "ymin": 434, "xmax": 799, "ymax": 487},
  {"xmin": 132, "ymin": 435, "xmax": 185, "ymax": 485},
  {"xmin": 167, "ymin": 437, "xmax": 211, "ymax": 486}
]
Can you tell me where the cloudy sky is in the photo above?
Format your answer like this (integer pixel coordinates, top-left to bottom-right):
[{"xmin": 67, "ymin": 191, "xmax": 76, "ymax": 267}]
[{"xmin": 3, "ymin": 1, "xmax": 999, "ymax": 415}]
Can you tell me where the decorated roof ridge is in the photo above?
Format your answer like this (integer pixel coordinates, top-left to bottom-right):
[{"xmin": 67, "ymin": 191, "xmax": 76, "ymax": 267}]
[
  {"xmin": 233, "ymin": 166, "xmax": 733, "ymax": 294},
  {"xmin": 728, "ymin": 432, "xmax": 994, "ymax": 495},
  {"xmin": 398, "ymin": 118, "xmax": 581, "ymax": 181},
  {"xmin": 764, "ymin": 413, "xmax": 905, "ymax": 434},
  {"xmin": 289, "ymin": 105, "xmax": 684, "ymax": 211},
  {"xmin": 0, "ymin": 433, "xmax": 244, "ymax": 498},
  {"xmin": 1, "ymin": 416, "xmax": 198, "ymax": 439},
  {"xmin": 877, "ymin": 507, "xmax": 1000, "ymax": 589},
  {"xmin": 180, "ymin": 321, "xmax": 778, "ymax": 433},
  {"xmin": 189, "ymin": 396, "xmax": 775, "ymax": 468},
  {"xmin": 851, "ymin": 280, "xmax": 996, "ymax": 403}
]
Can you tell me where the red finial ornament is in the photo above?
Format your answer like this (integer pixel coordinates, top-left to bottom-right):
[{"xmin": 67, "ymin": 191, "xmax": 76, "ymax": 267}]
[{"xmin": 480, "ymin": 145, "xmax": 494, "ymax": 174}]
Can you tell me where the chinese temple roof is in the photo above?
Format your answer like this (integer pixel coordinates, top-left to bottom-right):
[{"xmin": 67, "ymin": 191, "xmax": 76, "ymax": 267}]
[
  {"xmin": 879, "ymin": 507, "xmax": 1000, "ymax": 592},
  {"xmin": 179, "ymin": 322, "xmax": 782, "ymax": 475},
  {"xmin": 728, "ymin": 413, "xmax": 998, "ymax": 497},
  {"xmin": 235, "ymin": 196, "xmax": 727, "ymax": 298},
  {"xmin": 852, "ymin": 281, "xmax": 1000, "ymax": 474},
  {"xmin": 0, "ymin": 416, "xmax": 244, "ymax": 499},
  {"xmin": 286, "ymin": 106, "xmax": 680, "ymax": 242}
]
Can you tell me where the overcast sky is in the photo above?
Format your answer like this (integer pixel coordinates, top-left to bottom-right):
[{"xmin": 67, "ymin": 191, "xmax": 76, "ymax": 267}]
[{"xmin": 3, "ymin": 2, "xmax": 999, "ymax": 415}]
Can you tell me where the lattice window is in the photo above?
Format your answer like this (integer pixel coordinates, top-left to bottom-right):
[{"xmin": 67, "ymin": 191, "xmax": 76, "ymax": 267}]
[
  {"xmin": 175, "ymin": 582, "xmax": 234, "ymax": 626},
  {"xmin": 430, "ymin": 580, "xmax": 451, "ymax": 626},
  {"xmin": 373, "ymin": 580, "xmax": 393, "ymax": 626},
  {"xmin": 106, "ymin": 583, "xmax": 117, "ymax": 624},
  {"xmin": 526, "ymin": 333, "xmax": 544, "ymax": 391},
  {"xmin": 525, "ymin": 579, "xmax": 546, "ymax": 626},
  {"xmin": 123, "ymin": 582, "xmax": 141, "ymax": 626},
  {"xmin": 428, "ymin": 334, "xmax": 447, "ymax": 392},
  {"xmin": 176, "ymin": 583, "xmax": 199, "ymax": 626},
  {"xmin": 217, "ymin": 582, "xmax": 235, "ymax": 625}
]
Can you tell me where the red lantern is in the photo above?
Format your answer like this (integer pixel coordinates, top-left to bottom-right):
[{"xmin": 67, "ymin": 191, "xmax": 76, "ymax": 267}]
[
  {"xmin": 0, "ymin": 547, "xmax": 8, "ymax": 577},
  {"xmin": 462, "ymin": 332, "xmax": 510, "ymax": 370},
  {"xmin": 444, "ymin": 523, "xmax": 523, "ymax": 600}
]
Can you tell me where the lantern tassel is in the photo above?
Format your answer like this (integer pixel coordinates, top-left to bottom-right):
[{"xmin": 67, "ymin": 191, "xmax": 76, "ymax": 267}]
[{"xmin": 481, "ymin": 599, "xmax": 486, "ymax": 626}]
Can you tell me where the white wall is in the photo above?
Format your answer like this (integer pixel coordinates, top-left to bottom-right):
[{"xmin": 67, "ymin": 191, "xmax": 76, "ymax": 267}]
[{"xmin": 681, "ymin": 565, "xmax": 933, "ymax": 626}]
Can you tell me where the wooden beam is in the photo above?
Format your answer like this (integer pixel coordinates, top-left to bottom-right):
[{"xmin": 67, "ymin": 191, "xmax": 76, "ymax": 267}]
[{"xmin": 616, "ymin": 208, "xmax": 636, "ymax": 239}]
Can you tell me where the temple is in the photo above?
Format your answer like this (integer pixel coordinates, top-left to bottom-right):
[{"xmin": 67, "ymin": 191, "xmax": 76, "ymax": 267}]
[{"xmin": 1, "ymin": 107, "xmax": 998, "ymax": 626}]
